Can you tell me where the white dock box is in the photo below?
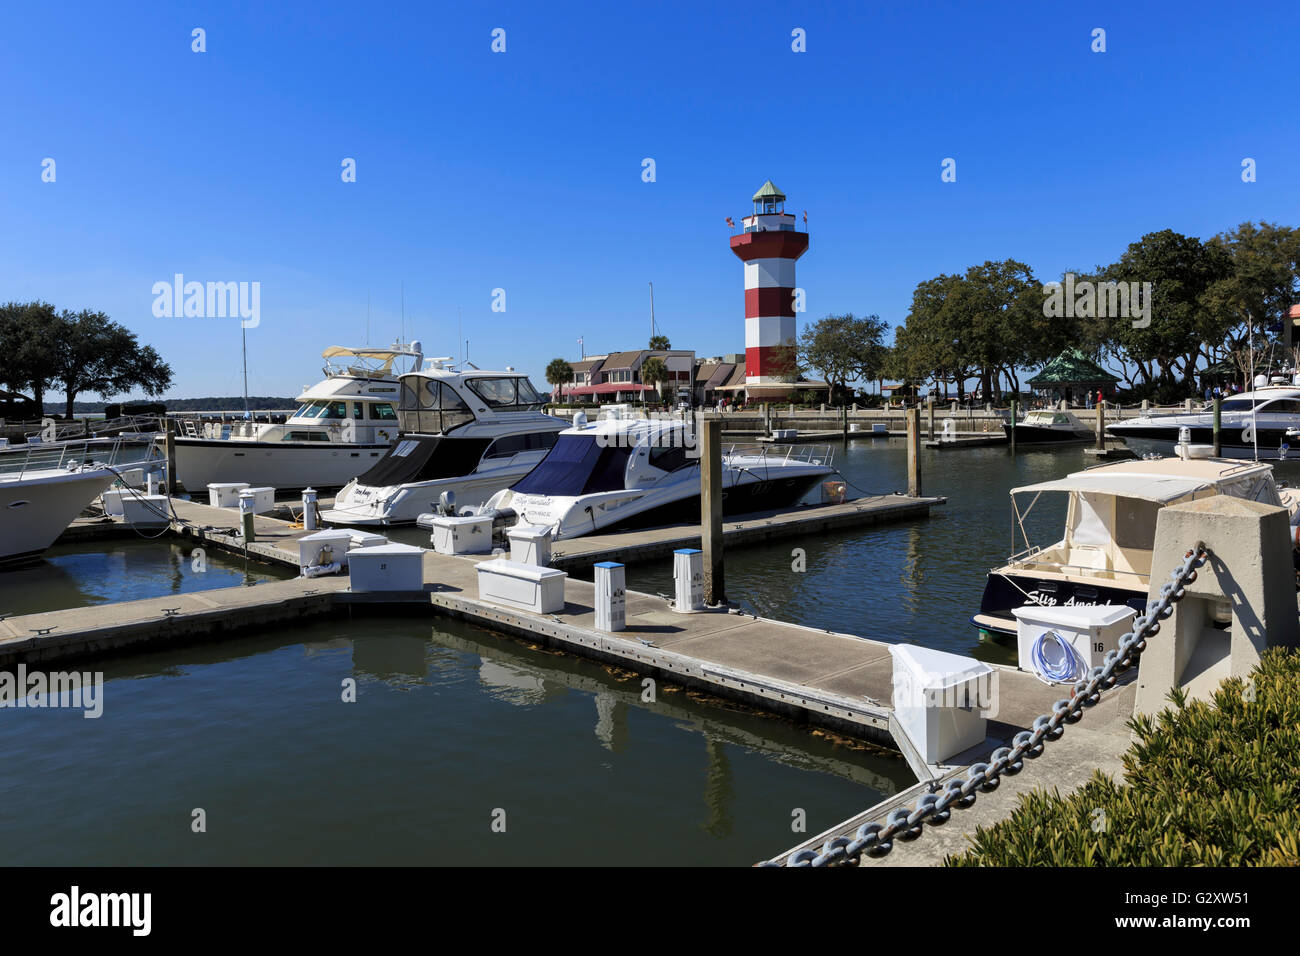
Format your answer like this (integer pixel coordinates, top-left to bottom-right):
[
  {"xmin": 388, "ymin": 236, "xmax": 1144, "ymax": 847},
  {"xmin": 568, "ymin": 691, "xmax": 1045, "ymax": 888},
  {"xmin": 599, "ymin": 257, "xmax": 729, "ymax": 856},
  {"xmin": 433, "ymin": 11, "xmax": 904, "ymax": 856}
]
[
  {"xmin": 890, "ymin": 644, "xmax": 994, "ymax": 765},
  {"xmin": 208, "ymin": 482, "xmax": 249, "ymax": 508},
  {"xmin": 348, "ymin": 543, "xmax": 426, "ymax": 592},
  {"xmin": 101, "ymin": 488, "xmax": 128, "ymax": 517},
  {"xmin": 1011, "ymin": 604, "xmax": 1136, "ymax": 681},
  {"xmin": 297, "ymin": 529, "xmax": 354, "ymax": 573},
  {"xmin": 507, "ymin": 523, "xmax": 552, "ymax": 566},
  {"xmin": 121, "ymin": 494, "xmax": 170, "ymax": 529},
  {"xmin": 348, "ymin": 530, "xmax": 388, "ymax": 549},
  {"xmin": 240, "ymin": 486, "xmax": 276, "ymax": 515},
  {"xmin": 430, "ymin": 514, "xmax": 494, "ymax": 555},
  {"xmin": 476, "ymin": 559, "xmax": 567, "ymax": 614}
]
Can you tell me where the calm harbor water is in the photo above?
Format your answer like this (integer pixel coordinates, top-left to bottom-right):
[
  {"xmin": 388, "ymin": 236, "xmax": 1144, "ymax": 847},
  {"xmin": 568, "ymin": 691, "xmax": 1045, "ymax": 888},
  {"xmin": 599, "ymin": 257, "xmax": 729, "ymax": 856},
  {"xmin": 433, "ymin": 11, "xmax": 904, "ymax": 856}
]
[{"xmin": 2, "ymin": 438, "xmax": 1146, "ymax": 865}]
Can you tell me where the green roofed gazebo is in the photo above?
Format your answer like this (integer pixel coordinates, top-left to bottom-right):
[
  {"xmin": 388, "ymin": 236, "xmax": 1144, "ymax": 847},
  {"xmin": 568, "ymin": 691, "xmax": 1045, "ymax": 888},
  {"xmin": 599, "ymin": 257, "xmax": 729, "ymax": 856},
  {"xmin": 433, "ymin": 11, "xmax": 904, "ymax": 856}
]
[{"xmin": 1027, "ymin": 348, "xmax": 1119, "ymax": 404}]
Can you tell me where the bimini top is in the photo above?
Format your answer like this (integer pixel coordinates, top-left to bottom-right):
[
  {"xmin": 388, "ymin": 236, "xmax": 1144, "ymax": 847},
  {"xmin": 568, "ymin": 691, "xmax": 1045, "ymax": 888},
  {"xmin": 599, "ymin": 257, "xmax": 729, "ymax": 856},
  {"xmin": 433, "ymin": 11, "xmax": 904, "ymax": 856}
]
[
  {"xmin": 1011, "ymin": 458, "xmax": 1273, "ymax": 504},
  {"xmin": 321, "ymin": 344, "xmax": 422, "ymax": 373}
]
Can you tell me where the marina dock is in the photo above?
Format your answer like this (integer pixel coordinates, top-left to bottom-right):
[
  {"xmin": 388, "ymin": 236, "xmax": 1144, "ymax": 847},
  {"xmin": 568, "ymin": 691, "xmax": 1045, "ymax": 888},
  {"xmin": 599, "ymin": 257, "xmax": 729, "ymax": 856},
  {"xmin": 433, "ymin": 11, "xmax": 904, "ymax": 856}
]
[{"xmin": 4, "ymin": 491, "xmax": 1073, "ymax": 757}]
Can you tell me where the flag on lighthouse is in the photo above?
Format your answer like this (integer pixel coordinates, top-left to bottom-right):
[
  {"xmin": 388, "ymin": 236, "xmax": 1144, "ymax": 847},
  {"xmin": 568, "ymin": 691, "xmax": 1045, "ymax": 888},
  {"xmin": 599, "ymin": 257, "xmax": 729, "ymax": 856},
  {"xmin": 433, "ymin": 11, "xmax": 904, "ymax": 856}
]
[
  {"xmin": 725, "ymin": 216, "xmax": 735, "ymax": 229},
  {"xmin": 802, "ymin": 210, "xmax": 808, "ymax": 225}
]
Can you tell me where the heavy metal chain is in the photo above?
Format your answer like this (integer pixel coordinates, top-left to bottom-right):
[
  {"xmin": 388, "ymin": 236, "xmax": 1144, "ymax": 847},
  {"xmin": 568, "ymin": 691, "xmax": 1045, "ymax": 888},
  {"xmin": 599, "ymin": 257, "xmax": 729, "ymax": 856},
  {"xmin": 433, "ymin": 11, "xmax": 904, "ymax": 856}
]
[{"xmin": 771, "ymin": 543, "xmax": 1209, "ymax": 868}]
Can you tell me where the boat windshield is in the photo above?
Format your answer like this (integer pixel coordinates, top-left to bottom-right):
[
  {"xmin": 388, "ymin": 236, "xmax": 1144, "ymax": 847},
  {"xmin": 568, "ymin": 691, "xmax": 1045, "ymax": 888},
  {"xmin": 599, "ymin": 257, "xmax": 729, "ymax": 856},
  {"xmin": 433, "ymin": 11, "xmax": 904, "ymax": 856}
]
[
  {"xmin": 510, "ymin": 435, "xmax": 631, "ymax": 496},
  {"xmin": 1220, "ymin": 398, "xmax": 1263, "ymax": 412},
  {"xmin": 466, "ymin": 377, "xmax": 548, "ymax": 410}
]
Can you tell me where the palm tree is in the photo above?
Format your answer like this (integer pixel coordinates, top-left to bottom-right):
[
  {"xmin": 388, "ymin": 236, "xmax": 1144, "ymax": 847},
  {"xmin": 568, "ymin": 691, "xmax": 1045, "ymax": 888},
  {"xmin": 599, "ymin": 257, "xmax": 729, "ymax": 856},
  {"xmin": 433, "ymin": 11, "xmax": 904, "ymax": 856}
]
[
  {"xmin": 640, "ymin": 357, "xmax": 669, "ymax": 403},
  {"xmin": 545, "ymin": 358, "xmax": 574, "ymax": 401},
  {"xmin": 649, "ymin": 334, "xmax": 671, "ymax": 351}
]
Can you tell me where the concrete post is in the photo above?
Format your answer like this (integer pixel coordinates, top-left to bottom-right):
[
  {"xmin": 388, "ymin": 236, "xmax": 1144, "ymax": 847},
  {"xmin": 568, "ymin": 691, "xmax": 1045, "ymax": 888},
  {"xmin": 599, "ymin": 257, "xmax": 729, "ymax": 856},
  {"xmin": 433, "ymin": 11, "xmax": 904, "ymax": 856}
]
[
  {"xmin": 1141, "ymin": 399, "xmax": 1150, "ymax": 413},
  {"xmin": 1095, "ymin": 400, "xmax": 1105, "ymax": 451},
  {"xmin": 701, "ymin": 418, "xmax": 725, "ymax": 605},
  {"xmin": 1184, "ymin": 398, "xmax": 1193, "ymax": 413},
  {"xmin": 1135, "ymin": 497, "xmax": 1299, "ymax": 717},
  {"xmin": 906, "ymin": 407, "xmax": 921, "ymax": 497},
  {"xmin": 927, "ymin": 397, "xmax": 935, "ymax": 440},
  {"xmin": 1009, "ymin": 399, "xmax": 1017, "ymax": 454}
]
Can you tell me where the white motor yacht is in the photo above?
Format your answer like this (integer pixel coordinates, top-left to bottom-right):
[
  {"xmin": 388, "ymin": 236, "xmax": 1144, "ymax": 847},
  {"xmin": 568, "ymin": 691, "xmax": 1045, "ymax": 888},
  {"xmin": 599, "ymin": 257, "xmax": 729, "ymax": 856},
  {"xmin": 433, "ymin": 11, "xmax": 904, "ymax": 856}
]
[
  {"xmin": 0, "ymin": 440, "xmax": 161, "ymax": 568},
  {"xmin": 170, "ymin": 342, "xmax": 422, "ymax": 492},
  {"xmin": 480, "ymin": 413, "xmax": 836, "ymax": 540},
  {"xmin": 1107, "ymin": 378, "xmax": 1300, "ymax": 460},
  {"xmin": 320, "ymin": 360, "xmax": 566, "ymax": 526},
  {"xmin": 972, "ymin": 450, "xmax": 1297, "ymax": 638}
]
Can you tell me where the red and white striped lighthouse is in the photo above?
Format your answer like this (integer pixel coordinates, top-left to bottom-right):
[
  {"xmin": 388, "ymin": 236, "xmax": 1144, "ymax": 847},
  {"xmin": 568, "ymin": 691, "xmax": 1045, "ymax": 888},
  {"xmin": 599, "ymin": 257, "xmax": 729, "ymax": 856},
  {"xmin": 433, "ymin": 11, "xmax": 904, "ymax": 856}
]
[{"xmin": 729, "ymin": 180, "xmax": 807, "ymax": 389}]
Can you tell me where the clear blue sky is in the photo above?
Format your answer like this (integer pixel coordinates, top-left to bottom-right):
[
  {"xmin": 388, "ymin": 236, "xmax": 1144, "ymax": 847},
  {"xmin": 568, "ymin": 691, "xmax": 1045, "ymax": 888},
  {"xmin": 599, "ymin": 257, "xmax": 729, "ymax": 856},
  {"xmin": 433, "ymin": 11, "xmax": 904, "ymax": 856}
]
[{"xmin": 2, "ymin": 1, "xmax": 1296, "ymax": 401}]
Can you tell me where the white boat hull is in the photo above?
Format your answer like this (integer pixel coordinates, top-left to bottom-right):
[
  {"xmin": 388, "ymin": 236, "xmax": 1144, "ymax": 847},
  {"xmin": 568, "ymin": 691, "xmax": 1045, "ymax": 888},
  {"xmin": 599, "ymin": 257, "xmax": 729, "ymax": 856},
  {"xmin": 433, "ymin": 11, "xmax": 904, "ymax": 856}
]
[
  {"xmin": 321, "ymin": 461, "xmax": 543, "ymax": 526},
  {"xmin": 173, "ymin": 438, "xmax": 390, "ymax": 492},
  {"xmin": 0, "ymin": 468, "xmax": 119, "ymax": 567}
]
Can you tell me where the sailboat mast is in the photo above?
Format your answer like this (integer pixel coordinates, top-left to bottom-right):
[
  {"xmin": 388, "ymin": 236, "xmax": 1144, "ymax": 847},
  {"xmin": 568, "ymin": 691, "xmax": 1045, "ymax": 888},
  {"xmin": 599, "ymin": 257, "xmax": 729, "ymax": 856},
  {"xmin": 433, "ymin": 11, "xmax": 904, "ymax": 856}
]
[{"xmin": 241, "ymin": 323, "xmax": 249, "ymax": 417}]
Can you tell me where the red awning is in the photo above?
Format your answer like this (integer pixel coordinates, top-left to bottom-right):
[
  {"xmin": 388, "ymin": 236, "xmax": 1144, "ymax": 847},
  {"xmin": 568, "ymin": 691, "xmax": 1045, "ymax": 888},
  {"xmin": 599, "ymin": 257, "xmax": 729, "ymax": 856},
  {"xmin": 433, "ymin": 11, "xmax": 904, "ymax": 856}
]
[{"xmin": 563, "ymin": 383, "xmax": 655, "ymax": 396}]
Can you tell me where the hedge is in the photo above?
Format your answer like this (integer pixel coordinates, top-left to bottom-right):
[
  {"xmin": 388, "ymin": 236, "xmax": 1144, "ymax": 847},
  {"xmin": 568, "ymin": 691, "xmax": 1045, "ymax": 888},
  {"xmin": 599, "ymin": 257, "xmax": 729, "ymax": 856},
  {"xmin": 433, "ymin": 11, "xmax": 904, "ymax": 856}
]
[{"xmin": 946, "ymin": 647, "xmax": 1300, "ymax": 866}]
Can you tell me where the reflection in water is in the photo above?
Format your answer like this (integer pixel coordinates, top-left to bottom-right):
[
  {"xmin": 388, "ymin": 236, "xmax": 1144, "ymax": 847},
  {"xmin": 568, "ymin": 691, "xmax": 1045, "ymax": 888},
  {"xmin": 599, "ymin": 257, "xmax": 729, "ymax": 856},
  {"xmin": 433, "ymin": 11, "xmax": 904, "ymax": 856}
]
[
  {"xmin": 0, "ymin": 538, "xmax": 292, "ymax": 617},
  {"xmin": 479, "ymin": 659, "xmax": 548, "ymax": 706},
  {"xmin": 702, "ymin": 735, "xmax": 733, "ymax": 838},
  {"xmin": 351, "ymin": 632, "xmax": 429, "ymax": 682}
]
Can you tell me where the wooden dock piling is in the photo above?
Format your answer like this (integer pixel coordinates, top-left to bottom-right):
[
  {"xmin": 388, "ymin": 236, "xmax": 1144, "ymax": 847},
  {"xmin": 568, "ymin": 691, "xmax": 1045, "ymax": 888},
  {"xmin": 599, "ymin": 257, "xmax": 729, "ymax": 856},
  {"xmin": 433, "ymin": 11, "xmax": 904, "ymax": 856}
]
[{"xmin": 700, "ymin": 417, "xmax": 725, "ymax": 605}]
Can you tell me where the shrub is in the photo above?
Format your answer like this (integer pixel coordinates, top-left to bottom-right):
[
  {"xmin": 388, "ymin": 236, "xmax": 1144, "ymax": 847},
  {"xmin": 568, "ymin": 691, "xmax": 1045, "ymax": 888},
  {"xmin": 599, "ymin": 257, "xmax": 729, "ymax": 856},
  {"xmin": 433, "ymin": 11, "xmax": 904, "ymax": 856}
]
[{"xmin": 946, "ymin": 648, "xmax": 1300, "ymax": 866}]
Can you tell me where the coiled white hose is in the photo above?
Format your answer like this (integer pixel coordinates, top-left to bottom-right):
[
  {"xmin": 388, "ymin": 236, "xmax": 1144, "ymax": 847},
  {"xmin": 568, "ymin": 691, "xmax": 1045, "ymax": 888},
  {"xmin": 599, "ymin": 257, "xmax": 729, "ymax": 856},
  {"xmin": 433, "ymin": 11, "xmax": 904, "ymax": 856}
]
[{"xmin": 1029, "ymin": 629, "xmax": 1088, "ymax": 685}]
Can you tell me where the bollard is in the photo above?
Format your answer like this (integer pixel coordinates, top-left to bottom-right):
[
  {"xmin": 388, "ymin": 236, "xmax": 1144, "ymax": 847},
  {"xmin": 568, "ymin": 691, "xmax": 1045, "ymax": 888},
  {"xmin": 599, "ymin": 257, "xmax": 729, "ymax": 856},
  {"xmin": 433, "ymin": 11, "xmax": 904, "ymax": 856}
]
[
  {"xmin": 302, "ymin": 487, "xmax": 319, "ymax": 531},
  {"xmin": 1095, "ymin": 400, "xmax": 1105, "ymax": 450},
  {"xmin": 927, "ymin": 397, "xmax": 935, "ymax": 440},
  {"xmin": 673, "ymin": 548, "xmax": 704, "ymax": 612},
  {"xmin": 594, "ymin": 562, "xmax": 626, "ymax": 632},
  {"xmin": 238, "ymin": 490, "xmax": 256, "ymax": 541},
  {"xmin": 701, "ymin": 418, "xmax": 725, "ymax": 605},
  {"xmin": 906, "ymin": 407, "xmax": 922, "ymax": 497}
]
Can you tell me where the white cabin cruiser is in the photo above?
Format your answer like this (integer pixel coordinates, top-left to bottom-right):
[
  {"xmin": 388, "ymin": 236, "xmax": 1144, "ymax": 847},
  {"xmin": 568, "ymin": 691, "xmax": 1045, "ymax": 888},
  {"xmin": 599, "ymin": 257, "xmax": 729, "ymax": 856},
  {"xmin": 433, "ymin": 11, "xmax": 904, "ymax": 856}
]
[
  {"xmin": 1107, "ymin": 381, "xmax": 1300, "ymax": 460},
  {"xmin": 1004, "ymin": 409, "xmax": 1094, "ymax": 445},
  {"xmin": 0, "ymin": 440, "xmax": 161, "ymax": 568},
  {"xmin": 972, "ymin": 452, "xmax": 1296, "ymax": 638},
  {"xmin": 320, "ymin": 361, "xmax": 565, "ymax": 526},
  {"xmin": 480, "ymin": 415, "xmax": 835, "ymax": 540},
  {"xmin": 171, "ymin": 342, "xmax": 422, "ymax": 492}
]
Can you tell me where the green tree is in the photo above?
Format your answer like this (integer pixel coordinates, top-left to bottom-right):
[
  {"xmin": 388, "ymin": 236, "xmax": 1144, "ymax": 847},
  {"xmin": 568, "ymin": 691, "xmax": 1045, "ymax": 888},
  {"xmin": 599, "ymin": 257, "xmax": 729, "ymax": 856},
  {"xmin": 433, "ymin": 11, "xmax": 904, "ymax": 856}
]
[
  {"xmin": 798, "ymin": 314, "xmax": 889, "ymax": 405},
  {"xmin": 1098, "ymin": 230, "xmax": 1232, "ymax": 391},
  {"xmin": 545, "ymin": 357, "xmax": 574, "ymax": 399},
  {"xmin": 1204, "ymin": 222, "xmax": 1300, "ymax": 376},
  {"xmin": 0, "ymin": 300, "xmax": 63, "ymax": 411},
  {"xmin": 47, "ymin": 309, "xmax": 172, "ymax": 419},
  {"xmin": 640, "ymin": 357, "xmax": 669, "ymax": 401},
  {"xmin": 649, "ymin": 334, "xmax": 671, "ymax": 351}
]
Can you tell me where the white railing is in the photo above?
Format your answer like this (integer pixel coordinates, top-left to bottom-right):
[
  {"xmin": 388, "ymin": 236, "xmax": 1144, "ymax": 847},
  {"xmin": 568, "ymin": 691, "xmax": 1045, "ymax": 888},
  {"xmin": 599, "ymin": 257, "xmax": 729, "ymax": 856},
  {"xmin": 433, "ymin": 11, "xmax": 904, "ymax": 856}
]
[
  {"xmin": 724, "ymin": 443, "xmax": 835, "ymax": 468},
  {"xmin": 0, "ymin": 436, "xmax": 164, "ymax": 482}
]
